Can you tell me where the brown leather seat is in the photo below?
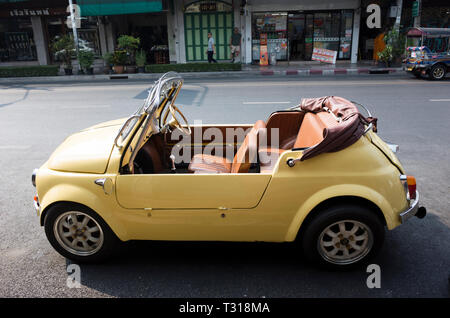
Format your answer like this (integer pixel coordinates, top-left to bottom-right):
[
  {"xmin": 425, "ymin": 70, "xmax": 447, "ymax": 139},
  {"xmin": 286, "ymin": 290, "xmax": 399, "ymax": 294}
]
[
  {"xmin": 188, "ymin": 120, "xmax": 266, "ymax": 174},
  {"xmin": 259, "ymin": 112, "xmax": 338, "ymax": 173},
  {"xmin": 188, "ymin": 154, "xmax": 232, "ymax": 174}
]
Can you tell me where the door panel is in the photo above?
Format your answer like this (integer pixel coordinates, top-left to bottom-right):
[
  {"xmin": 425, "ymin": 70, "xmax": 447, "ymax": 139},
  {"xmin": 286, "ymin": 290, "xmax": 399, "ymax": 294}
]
[
  {"xmin": 116, "ymin": 174, "xmax": 271, "ymax": 209},
  {"xmin": 185, "ymin": 12, "xmax": 233, "ymax": 62}
]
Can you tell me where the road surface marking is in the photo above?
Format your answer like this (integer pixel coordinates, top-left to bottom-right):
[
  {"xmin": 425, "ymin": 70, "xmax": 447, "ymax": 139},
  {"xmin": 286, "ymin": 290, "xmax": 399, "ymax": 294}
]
[
  {"xmin": 0, "ymin": 145, "xmax": 31, "ymax": 150},
  {"xmin": 61, "ymin": 104, "xmax": 111, "ymax": 109},
  {"xmin": 429, "ymin": 99, "xmax": 450, "ymax": 102},
  {"xmin": 243, "ymin": 101, "xmax": 291, "ymax": 104}
]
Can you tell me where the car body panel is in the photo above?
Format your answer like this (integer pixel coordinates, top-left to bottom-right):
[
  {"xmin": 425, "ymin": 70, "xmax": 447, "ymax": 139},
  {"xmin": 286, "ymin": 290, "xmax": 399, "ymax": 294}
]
[
  {"xmin": 37, "ymin": 133, "xmax": 407, "ymax": 243},
  {"xmin": 116, "ymin": 173, "xmax": 271, "ymax": 209},
  {"xmin": 47, "ymin": 124, "xmax": 118, "ymax": 174}
]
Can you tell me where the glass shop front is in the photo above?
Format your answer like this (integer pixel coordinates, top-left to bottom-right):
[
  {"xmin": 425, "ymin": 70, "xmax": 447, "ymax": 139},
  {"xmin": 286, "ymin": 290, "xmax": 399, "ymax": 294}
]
[{"xmin": 252, "ymin": 10, "xmax": 354, "ymax": 63}]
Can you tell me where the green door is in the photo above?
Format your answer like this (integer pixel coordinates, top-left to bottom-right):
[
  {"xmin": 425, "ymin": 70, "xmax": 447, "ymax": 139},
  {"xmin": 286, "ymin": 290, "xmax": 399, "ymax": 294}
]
[{"xmin": 184, "ymin": 12, "xmax": 233, "ymax": 61}]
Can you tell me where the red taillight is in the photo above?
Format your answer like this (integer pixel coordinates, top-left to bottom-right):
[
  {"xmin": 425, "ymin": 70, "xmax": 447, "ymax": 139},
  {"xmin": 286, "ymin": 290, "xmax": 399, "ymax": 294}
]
[{"xmin": 406, "ymin": 176, "xmax": 417, "ymax": 200}]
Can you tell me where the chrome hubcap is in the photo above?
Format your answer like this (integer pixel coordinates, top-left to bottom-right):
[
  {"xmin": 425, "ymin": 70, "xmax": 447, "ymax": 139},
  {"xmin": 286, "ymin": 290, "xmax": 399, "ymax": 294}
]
[
  {"xmin": 54, "ymin": 211, "xmax": 104, "ymax": 256},
  {"xmin": 318, "ymin": 220, "xmax": 373, "ymax": 265},
  {"xmin": 433, "ymin": 67, "xmax": 444, "ymax": 79}
]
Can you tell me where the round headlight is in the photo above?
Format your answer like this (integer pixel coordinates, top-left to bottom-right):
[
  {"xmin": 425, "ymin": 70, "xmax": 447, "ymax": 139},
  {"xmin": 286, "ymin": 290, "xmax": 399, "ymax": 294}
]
[{"xmin": 32, "ymin": 169, "xmax": 38, "ymax": 187}]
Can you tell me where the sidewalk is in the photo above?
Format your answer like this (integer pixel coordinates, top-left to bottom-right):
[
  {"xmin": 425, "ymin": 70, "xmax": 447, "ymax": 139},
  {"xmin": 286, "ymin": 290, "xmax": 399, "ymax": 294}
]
[
  {"xmin": 242, "ymin": 60, "xmax": 403, "ymax": 76},
  {"xmin": 0, "ymin": 61, "xmax": 404, "ymax": 84}
]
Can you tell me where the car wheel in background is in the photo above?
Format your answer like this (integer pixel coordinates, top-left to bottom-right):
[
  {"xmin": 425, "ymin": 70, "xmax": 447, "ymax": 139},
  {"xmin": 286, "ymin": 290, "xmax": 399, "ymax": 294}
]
[
  {"xmin": 429, "ymin": 64, "xmax": 446, "ymax": 80},
  {"xmin": 44, "ymin": 203, "xmax": 119, "ymax": 263},
  {"xmin": 301, "ymin": 204, "xmax": 385, "ymax": 270}
]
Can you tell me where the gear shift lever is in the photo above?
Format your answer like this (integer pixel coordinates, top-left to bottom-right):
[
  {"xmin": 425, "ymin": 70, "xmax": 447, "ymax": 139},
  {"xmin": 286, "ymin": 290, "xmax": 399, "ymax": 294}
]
[{"xmin": 169, "ymin": 154, "xmax": 176, "ymax": 173}]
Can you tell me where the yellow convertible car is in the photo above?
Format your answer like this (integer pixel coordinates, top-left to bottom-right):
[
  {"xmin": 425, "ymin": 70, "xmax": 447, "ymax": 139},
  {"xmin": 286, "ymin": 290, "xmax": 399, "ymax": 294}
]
[{"xmin": 32, "ymin": 72, "xmax": 426, "ymax": 268}]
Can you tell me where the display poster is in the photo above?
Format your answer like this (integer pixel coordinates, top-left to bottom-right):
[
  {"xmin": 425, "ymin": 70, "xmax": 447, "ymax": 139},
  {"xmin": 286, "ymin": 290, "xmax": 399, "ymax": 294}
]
[
  {"xmin": 259, "ymin": 33, "xmax": 268, "ymax": 65},
  {"xmin": 311, "ymin": 47, "xmax": 337, "ymax": 64}
]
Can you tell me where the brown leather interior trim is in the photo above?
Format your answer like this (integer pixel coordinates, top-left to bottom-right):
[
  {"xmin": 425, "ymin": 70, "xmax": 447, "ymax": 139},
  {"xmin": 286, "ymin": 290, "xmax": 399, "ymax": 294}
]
[{"xmin": 265, "ymin": 111, "xmax": 304, "ymax": 149}]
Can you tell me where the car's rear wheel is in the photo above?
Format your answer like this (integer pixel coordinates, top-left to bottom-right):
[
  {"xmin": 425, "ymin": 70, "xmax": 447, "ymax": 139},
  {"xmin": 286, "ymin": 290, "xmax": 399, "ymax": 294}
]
[
  {"xmin": 301, "ymin": 204, "xmax": 385, "ymax": 269},
  {"xmin": 429, "ymin": 64, "xmax": 446, "ymax": 80},
  {"xmin": 44, "ymin": 203, "xmax": 118, "ymax": 263}
]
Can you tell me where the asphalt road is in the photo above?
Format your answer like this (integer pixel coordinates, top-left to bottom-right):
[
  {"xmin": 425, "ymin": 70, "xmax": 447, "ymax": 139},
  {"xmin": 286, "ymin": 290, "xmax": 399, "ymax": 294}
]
[{"xmin": 0, "ymin": 74, "xmax": 449, "ymax": 298}]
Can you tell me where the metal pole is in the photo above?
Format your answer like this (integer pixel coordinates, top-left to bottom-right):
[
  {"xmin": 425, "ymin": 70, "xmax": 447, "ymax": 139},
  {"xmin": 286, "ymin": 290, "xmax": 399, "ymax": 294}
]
[
  {"xmin": 413, "ymin": 0, "xmax": 421, "ymax": 27},
  {"xmin": 68, "ymin": 0, "xmax": 79, "ymax": 70},
  {"xmin": 394, "ymin": 0, "xmax": 403, "ymax": 32}
]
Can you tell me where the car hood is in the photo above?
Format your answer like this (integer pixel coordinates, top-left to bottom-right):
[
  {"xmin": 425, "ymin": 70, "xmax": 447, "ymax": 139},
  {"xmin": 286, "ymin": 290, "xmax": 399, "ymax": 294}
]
[{"xmin": 47, "ymin": 119, "xmax": 126, "ymax": 174}]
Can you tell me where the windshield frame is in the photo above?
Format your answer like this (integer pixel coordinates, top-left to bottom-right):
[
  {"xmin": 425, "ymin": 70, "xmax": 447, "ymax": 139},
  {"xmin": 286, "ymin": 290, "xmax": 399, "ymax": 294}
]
[{"xmin": 114, "ymin": 72, "xmax": 183, "ymax": 148}]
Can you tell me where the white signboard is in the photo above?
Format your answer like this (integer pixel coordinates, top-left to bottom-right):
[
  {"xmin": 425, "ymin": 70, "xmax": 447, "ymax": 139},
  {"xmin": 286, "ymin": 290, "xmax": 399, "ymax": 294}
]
[{"xmin": 312, "ymin": 47, "xmax": 337, "ymax": 64}]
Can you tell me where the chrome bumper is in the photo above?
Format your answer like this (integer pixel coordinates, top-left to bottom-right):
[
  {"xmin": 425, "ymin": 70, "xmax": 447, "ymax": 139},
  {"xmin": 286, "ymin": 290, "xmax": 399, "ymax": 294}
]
[{"xmin": 399, "ymin": 191, "xmax": 426, "ymax": 223}]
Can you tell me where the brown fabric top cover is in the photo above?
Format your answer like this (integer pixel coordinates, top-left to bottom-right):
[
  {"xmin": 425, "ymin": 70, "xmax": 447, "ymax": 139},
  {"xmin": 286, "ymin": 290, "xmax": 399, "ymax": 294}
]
[{"xmin": 298, "ymin": 96, "xmax": 377, "ymax": 161}]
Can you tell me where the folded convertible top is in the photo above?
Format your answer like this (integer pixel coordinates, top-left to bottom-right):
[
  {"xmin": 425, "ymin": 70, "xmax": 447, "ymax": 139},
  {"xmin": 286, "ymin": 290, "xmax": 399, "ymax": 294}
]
[{"xmin": 298, "ymin": 96, "xmax": 378, "ymax": 160}]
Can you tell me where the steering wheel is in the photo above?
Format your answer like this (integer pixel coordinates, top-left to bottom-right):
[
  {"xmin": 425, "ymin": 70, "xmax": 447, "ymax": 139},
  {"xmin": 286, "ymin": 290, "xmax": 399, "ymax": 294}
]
[{"xmin": 161, "ymin": 104, "xmax": 192, "ymax": 135}]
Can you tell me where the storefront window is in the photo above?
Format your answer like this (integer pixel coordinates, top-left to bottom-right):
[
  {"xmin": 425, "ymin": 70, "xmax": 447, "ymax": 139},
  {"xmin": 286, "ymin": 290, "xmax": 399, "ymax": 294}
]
[
  {"xmin": 339, "ymin": 10, "xmax": 353, "ymax": 59},
  {"xmin": 257, "ymin": 10, "xmax": 354, "ymax": 63},
  {"xmin": 313, "ymin": 12, "xmax": 340, "ymax": 52},
  {"xmin": 252, "ymin": 13, "xmax": 288, "ymax": 61},
  {"xmin": 0, "ymin": 17, "xmax": 37, "ymax": 62},
  {"xmin": 47, "ymin": 16, "xmax": 101, "ymax": 59}
]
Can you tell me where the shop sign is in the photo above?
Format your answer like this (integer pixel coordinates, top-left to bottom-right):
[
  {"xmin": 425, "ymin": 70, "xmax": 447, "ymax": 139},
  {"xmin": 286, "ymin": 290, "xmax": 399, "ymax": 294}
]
[
  {"xmin": 2, "ymin": 8, "xmax": 66, "ymax": 18},
  {"xmin": 10, "ymin": 8, "xmax": 50, "ymax": 17},
  {"xmin": 314, "ymin": 37, "xmax": 339, "ymax": 42},
  {"xmin": 412, "ymin": 1, "xmax": 419, "ymax": 18},
  {"xmin": 200, "ymin": 2, "xmax": 217, "ymax": 12},
  {"xmin": 312, "ymin": 48, "xmax": 337, "ymax": 64}
]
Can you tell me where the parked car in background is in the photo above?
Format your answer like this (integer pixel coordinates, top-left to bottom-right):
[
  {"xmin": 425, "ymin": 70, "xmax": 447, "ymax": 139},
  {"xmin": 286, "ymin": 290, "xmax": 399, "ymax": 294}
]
[{"xmin": 404, "ymin": 27, "xmax": 450, "ymax": 80}]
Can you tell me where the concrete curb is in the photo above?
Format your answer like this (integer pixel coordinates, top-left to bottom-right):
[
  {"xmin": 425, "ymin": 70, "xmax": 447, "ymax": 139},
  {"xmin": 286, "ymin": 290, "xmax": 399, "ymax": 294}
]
[{"xmin": 0, "ymin": 67, "xmax": 404, "ymax": 84}]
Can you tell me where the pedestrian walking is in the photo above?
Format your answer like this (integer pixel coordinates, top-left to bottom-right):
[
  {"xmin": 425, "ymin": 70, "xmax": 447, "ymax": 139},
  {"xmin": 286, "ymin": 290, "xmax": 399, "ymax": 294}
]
[
  {"xmin": 206, "ymin": 32, "xmax": 218, "ymax": 63},
  {"xmin": 230, "ymin": 27, "xmax": 241, "ymax": 63}
]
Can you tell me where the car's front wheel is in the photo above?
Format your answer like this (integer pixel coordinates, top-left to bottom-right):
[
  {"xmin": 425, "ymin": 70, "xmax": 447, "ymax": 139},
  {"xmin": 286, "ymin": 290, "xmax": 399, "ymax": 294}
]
[
  {"xmin": 44, "ymin": 203, "xmax": 118, "ymax": 263},
  {"xmin": 301, "ymin": 204, "xmax": 385, "ymax": 269}
]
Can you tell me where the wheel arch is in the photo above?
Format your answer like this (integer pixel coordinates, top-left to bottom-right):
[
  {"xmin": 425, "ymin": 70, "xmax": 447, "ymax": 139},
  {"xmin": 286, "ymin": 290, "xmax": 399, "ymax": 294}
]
[
  {"xmin": 39, "ymin": 184, "xmax": 128, "ymax": 241},
  {"xmin": 294, "ymin": 196, "xmax": 386, "ymax": 242},
  {"xmin": 428, "ymin": 62, "xmax": 447, "ymax": 75},
  {"xmin": 284, "ymin": 184, "xmax": 397, "ymax": 242}
]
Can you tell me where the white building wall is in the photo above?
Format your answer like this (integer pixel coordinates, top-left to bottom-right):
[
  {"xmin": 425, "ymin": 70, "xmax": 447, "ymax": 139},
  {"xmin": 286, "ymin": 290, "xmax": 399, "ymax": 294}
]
[
  {"xmin": 30, "ymin": 16, "xmax": 49, "ymax": 65},
  {"xmin": 351, "ymin": 7, "xmax": 361, "ymax": 63}
]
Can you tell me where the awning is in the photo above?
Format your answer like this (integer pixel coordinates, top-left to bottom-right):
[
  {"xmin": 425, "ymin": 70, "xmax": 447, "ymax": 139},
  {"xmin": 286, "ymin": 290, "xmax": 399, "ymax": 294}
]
[
  {"xmin": 407, "ymin": 27, "xmax": 450, "ymax": 38},
  {"xmin": 77, "ymin": 0, "xmax": 162, "ymax": 16}
]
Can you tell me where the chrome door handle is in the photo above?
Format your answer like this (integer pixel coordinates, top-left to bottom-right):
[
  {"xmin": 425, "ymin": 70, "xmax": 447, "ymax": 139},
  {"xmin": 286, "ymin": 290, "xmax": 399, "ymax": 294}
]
[
  {"xmin": 94, "ymin": 178, "xmax": 106, "ymax": 187},
  {"xmin": 94, "ymin": 178, "xmax": 113, "ymax": 195}
]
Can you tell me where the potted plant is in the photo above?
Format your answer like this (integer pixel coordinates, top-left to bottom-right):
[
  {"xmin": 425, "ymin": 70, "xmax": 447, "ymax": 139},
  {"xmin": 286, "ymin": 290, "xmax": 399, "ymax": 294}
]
[
  {"xmin": 117, "ymin": 35, "xmax": 140, "ymax": 73},
  {"xmin": 135, "ymin": 49, "xmax": 146, "ymax": 73},
  {"xmin": 102, "ymin": 52, "xmax": 114, "ymax": 74},
  {"xmin": 377, "ymin": 46, "xmax": 393, "ymax": 67},
  {"xmin": 78, "ymin": 49, "xmax": 95, "ymax": 75},
  {"xmin": 377, "ymin": 28, "xmax": 405, "ymax": 67},
  {"xmin": 52, "ymin": 34, "xmax": 75, "ymax": 75},
  {"xmin": 112, "ymin": 50, "xmax": 127, "ymax": 74}
]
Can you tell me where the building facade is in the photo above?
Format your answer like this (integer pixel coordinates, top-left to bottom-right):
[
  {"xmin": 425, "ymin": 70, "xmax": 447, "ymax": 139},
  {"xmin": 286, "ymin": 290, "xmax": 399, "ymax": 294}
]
[
  {"xmin": 168, "ymin": 0, "xmax": 361, "ymax": 64},
  {"xmin": 1, "ymin": 0, "xmax": 448, "ymax": 68}
]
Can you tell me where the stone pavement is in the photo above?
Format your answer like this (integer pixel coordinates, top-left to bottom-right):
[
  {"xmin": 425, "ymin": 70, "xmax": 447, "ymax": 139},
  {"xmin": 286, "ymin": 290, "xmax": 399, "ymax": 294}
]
[{"xmin": 0, "ymin": 61, "xmax": 404, "ymax": 84}]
